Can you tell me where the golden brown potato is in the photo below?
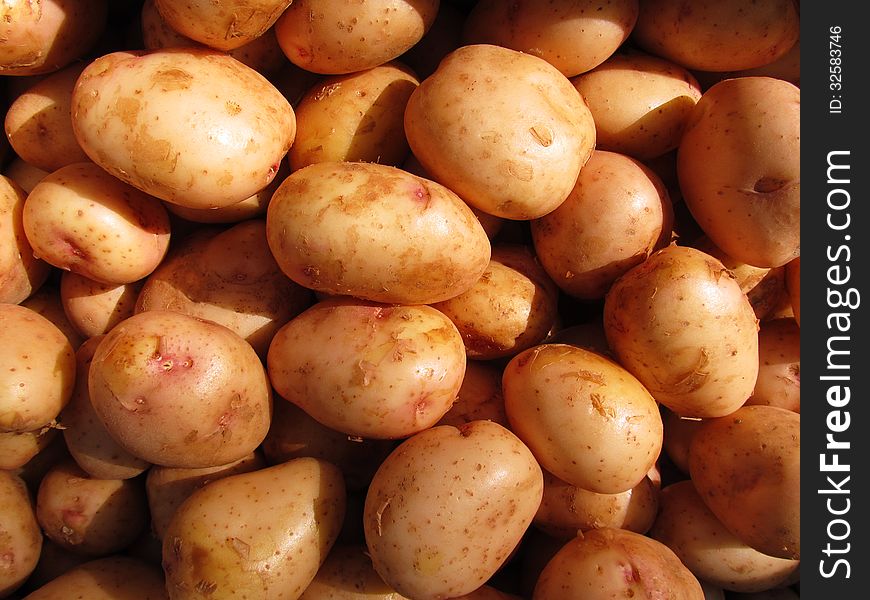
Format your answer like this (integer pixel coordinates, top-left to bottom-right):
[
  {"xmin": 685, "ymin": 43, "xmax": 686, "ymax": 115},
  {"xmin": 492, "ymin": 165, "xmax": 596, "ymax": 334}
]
[
  {"xmin": 745, "ymin": 318, "xmax": 800, "ymax": 413},
  {"xmin": 0, "ymin": 175, "xmax": 52, "ymax": 305},
  {"xmin": 20, "ymin": 282, "xmax": 85, "ymax": 350},
  {"xmin": 435, "ymin": 360, "xmax": 508, "ymax": 428},
  {"xmin": 59, "ymin": 272, "xmax": 143, "ymax": 339},
  {"xmin": 20, "ymin": 556, "xmax": 168, "ymax": 600},
  {"xmin": 661, "ymin": 408, "xmax": 705, "ymax": 475},
  {"xmin": 299, "ymin": 544, "xmax": 408, "ymax": 600},
  {"xmin": 0, "ymin": 470, "xmax": 42, "ymax": 597},
  {"xmin": 0, "ymin": 427, "xmax": 58, "ymax": 471}
]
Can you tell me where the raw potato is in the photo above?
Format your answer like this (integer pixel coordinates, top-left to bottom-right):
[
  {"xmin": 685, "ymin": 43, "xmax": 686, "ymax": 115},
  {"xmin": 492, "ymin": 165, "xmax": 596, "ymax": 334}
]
[
  {"xmin": 1, "ymin": 175, "xmax": 51, "ymax": 305},
  {"xmin": 661, "ymin": 408, "xmax": 704, "ymax": 475},
  {"xmin": 60, "ymin": 272, "xmax": 143, "ymax": 339},
  {"xmin": 23, "ymin": 162, "xmax": 172, "ymax": 285},
  {"xmin": 0, "ymin": 427, "xmax": 58, "ymax": 470},
  {"xmin": 267, "ymin": 298, "xmax": 466, "ymax": 439},
  {"xmin": 19, "ymin": 556, "xmax": 169, "ymax": 600},
  {"xmin": 650, "ymin": 480, "xmax": 800, "ymax": 593},
  {"xmin": 71, "ymin": 48, "xmax": 296, "ymax": 209},
  {"xmin": 678, "ymin": 77, "xmax": 800, "ymax": 268},
  {"xmin": 531, "ymin": 150, "xmax": 673, "ymax": 300},
  {"xmin": 689, "ymin": 405, "xmax": 800, "ymax": 560},
  {"xmin": 745, "ymin": 318, "xmax": 800, "ymax": 412},
  {"xmin": 463, "ymin": 0, "xmax": 639, "ymax": 77},
  {"xmin": 435, "ymin": 360, "xmax": 508, "ymax": 428},
  {"xmin": 0, "ymin": 303, "xmax": 76, "ymax": 433},
  {"xmin": 20, "ymin": 283, "xmax": 86, "ymax": 350},
  {"xmin": 162, "ymin": 457, "xmax": 346, "ymax": 600},
  {"xmin": 603, "ymin": 244, "xmax": 760, "ymax": 418},
  {"xmin": 275, "ymin": 0, "xmax": 439, "ymax": 74},
  {"xmin": 363, "ymin": 421, "xmax": 543, "ymax": 600},
  {"xmin": 298, "ymin": 544, "xmax": 408, "ymax": 600},
  {"xmin": 571, "ymin": 50, "xmax": 702, "ymax": 160},
  {"xmin": 0, "ymin": 471, "xmax": 42, "ymax": 597},
  {"xmin": 533, "ymin": 527, "xmax": 703, "ymax": 599},
  {"xmin": 87, "ymin": 310, "xmax": 273, "ymax": 468},
  {"xmin": 290, "ymin": 62, "xmax": 419, "ymax": 170},
  {"xmin": 632, "ymin": 0, "xmax": 800, "ymax": 72},
  {"xmin": 266, "ymin": 161, "xmax": 491, "ymax": 304},
  {"xmin": 404, "ymin": 44, "xmax": 596, "ymax": 220}
]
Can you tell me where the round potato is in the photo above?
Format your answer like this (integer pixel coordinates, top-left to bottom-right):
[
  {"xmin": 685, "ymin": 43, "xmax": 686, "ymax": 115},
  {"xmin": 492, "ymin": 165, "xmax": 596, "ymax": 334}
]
[
  {"xmin": 364, "ymin": 421, "xmax": 543, "ymax": 600},
  {"xmin": 571, "ymin": 50, "xmax": 703, "ymax": 160},
  {"xmin": 18, "ymin": 556, "xmax": 168, "ymax": 600},
  {"xmin": 631, "ymin": 0, "xmax": 800, "ymax": 72},
  {"xmin": 71, "ymin": 48, "xmax": 296, "ymax": 209},
  {"xmin": 1, "ymin": 175, "xmax": 52, "ymax": 305},
  {"xmin": 87, "ymin": 310, "xmax": 273, "ymax": 468},
  {"xmin": 503, "ymin": 344, "xmax": 663, "ymax": 493},
  {"xmin": 275, "ymin": 0, "xmax": 439, "ymax": 74},
  {"xmin": 0, "ymin": 427, "xmax": 58, "ymax": 470},
  {"xmin": 677, "ymin": 77, "xmax": 800, "ymax": 268},
  {"xmin": 463, "ymin": 0, "xmax": 639, "ymax": 77},
  {"xmin": 60, "ymin": 272, "xmax": 143, "ymax": 339},
  {"xmin": 23, "ymin": 162, "xmax": 172, "ymax": 285},
  {"xmin": 405, "ymin": 44, "xmax": 596, "ymax": 220},
  {"xmin": 603, "ymin": 244, "xmax": 760, "ymax": 417},
  {"xmin": 689, "ymin": 405, "xmax": 800, "ymax": 560},
  {"xmin": 745, "ymin": 318, "xmax": 800, "ymax": 412},
  {"xmin": 266, "ymin": 161, "xmax": 491, "ymax": 304},
  {"xmin": 0, "ymin": 470, "xmax": 42, "ymax": 597},
  {"xmin": 289, "ymin": 62, "xmax": 419, "ymax": 170},
  {"xmin": 267, "ymin": 298, "xmax": 466, "ymax": 439}
]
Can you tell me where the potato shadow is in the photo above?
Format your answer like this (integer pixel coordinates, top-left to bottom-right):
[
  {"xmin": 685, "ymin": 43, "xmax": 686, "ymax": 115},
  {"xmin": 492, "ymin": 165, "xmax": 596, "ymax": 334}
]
[{"xmin": 343, "ymin": 76, "xmax": 419, "ymax": 166}]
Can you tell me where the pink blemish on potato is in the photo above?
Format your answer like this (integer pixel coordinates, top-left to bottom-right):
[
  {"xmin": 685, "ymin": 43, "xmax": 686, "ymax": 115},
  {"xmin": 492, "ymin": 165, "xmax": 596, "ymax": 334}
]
[
  {"xmin": 61, "ymin": 508, "xmax": 87, "ymax": 529},
  {"xmin": 410, "ymin": 183, "xmax": 432, "ymax": 208}
]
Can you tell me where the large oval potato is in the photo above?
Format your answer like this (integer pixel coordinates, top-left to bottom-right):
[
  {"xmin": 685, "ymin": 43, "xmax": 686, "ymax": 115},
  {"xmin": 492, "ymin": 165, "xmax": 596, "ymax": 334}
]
[
  {"xmin": 603, "ymin": 244, "xmax": 760, "ymax": 417},
  {"xmin": 364, "ymin": 421, "xmax": 543, "ymax": 600},
  {"xmin": 266, "ymin": 161, "xmax": 491, "ymax": 304},
  {"xmin": 404, "ymin": 43, "xmax": 596, "ymax": 220},
  {"xmin": 0, "ymin": 470, "xmax": 42, "ymax": 597},
  {"xmin": 71, "ymin": 48, "xmax": 296, "ymax": 209},
  {"xmin": 1, "ymin": 175, "xmax": 52, "ymax": 305}
]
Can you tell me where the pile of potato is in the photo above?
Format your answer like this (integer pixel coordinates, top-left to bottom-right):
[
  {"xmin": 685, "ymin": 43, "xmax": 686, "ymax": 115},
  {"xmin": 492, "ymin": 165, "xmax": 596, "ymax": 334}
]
[{"xmin": 1, "ymin": 1, "xmax": 800, "ymax": 599}]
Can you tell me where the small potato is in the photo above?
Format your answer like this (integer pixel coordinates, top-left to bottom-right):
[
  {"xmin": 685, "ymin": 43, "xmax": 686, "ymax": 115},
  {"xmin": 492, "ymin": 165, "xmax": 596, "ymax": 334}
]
[
  {"xmin": 266, "ymin": 161, "xmax": 491, "ymax": 304},
  {"xmin": 275, "ymin": 0, "xmax": 439, "ymax": 74},
  {"xmin": 0, "ymin": 427, "xmax": 58, "ymax": 471},
  {"xmin": 36, "ymin": 459, "xmax": 148, "ymax": 556},
  {"xmin": 503, "ymin": 344, "xmax": 663, "ymax": 494},
  {"xmin": 289, "ymin": 62, "xmax": 420, "ymax": 170},
  {"xmin": 745, "ymin": 318, "xmax": 800, "ymax": 412},
  {"xmin": 405, "ymin": 44, "xmax": 596, "ymax": 220},
  {"xmin": 677, "ymin": 77, "xmax": 800, "ymax": 268},
  {"xmin": 60, "ymin": 272, "xmax": 143, "ymax": 339},
  {"xmin": 436, "ymin": 360, "xmax": 508, "ymax": 428},
  {"xmin": 0, "ymin": 471, "xmax": 42, "ymax": 597},
  {"xmin": 71, "ymin": 48, "xmax": 296, "ymax": 209},
  {"xmin": 23, "ymin": 162, "xmax": 171, "ymax": 285},
  {"xmin": 533, "ymin": 527, "xmax": 703, "ymax": 599},
  {"xmin": 19, "ymin": 556, "xmax": 168, "ymax": 600},
  {"xmin": 689, "ymin": 405, "xmax": 800, "ymax": 560},
  {"xmin": 531, "ymin": 150, "xmax": 673, "ymax": 300},
  {"xmin": 0, "ymin": 303, "xmax": 76, "ymax": 433},
  {"xmin": 364, "ymin": 421, "xmax": 543, "ymax": 600},
  {"xmin": 0, "ymin": 175, "xmax": 52, "ymax": 305},
  {"xmin": 661, "ymin": 408, "xmax": 705, "ymax": 475},
  {"xmin": 571, "ymin": 50, "xmax": 703, "ymax": 160},
  {"xmin": 3, "ymin": 157, "xmax": 50, "ymax": 194},
  {"xmin": 650, "ymin": 480, "xmax": 799, "ymax": 593},
  {"xmin": 432, "ymin": 244, "xmax": 560, "ymax": 360},
  {"xmin": 785, "ymin": 257, "xmax": 800, "ymax": 326},
  {"xmin": 20, "ymin": 283, "xmax": 85, "ymax": 350},
  {"xmin": 603, "ymin": 245, "xmax": 760, "ymax": 418},
  {"xmin": 632, "ymin": 0, "xmax": 799, "ymax": 72},
  {"xmin": 299, "ymin": 544, "xmax": 407, "ymax": 600},
  {"xmin": 87, "ymin": 310, "xmax": 273, "ymax": 468},
  {"xmin": 163, "ymin": 457, "xmax": 346, "ymax": 600},
  {"xmin": 268, "ymin": 298, "xmax": 466, "ymax": 439}
]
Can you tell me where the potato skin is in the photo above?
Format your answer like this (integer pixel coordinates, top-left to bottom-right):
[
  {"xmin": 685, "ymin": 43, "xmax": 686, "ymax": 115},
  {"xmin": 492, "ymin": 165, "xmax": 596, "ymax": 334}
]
[
  {"xmin": 0, "ymin": 176, "xmax": 52, "ymax": 305},
  {"xmin": 0, "ymin": 427, "xmax": 58, "ymax": 471},
  {"xmin": 266, "ymin": 161, "xmax": 491, "ymax": 304},
  {"xmin": 298, "ymin": 544, "xmax": 407, "ymax": 600},
  {"xmin": 0, "ymin": 471, "xmax": 42, "ymax": 597},
  {"xmin": 19, "ymin": 556, "xmax": 169, "ymax": 600},
  {"xmin": 745, "ymin": 318, "xmax": 800, "ymax": 412},
  {"xmin": 60, "ymin": 273, "xmax": 143, "ymax": 339},
  {"xmin": 603, "ymin": 245, "xmax": 760, "ymax": 418},
  {"xmin": 363, "ymin": 421, "xmax": 543, "ymax": 600}
]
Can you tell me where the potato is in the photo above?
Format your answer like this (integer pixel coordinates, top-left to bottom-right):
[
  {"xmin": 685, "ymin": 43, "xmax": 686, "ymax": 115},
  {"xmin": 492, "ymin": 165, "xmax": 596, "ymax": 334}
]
[
  {"xmin": 163, "ymin": 457, "xmax": 346, "ymax": 600},
  {"xmin": 404, "ymin": 44, "xmax": 596, "ymax": 220},
  {"xmin": 274, "ymin": 0, "xmax": 439, "ymax": 74},
  {"xmin": 677, "ymin": 77, "xmax": 800, "ymax": 268},
  {"xmin": 146, "ymin": 451, "xmax": 266, "ymax": 540},
  {"xmin": 0, "ymin": 471, "xmax": 42, "ymax": 598},
  {"xmin": 1, "ymin": 303, "xmax": 76, "ymax": 433},
  {"xmin": 268, "ymin": 297, "xmax": 465, "ymax": 439},
  {"xmin": 745, "ymin": 318, "xmax": 800, "ymax": 413},
  {"xmin": 571, "ymin": 50, "xmax": 703, "ymax": 160},
  {"xmin": 87, "ymin": 310, "xmax": 273, "ymax": 468},
  {"xmin": 0, "ymin": 427, "xmax": 58, "ymax": 471},
  {"xmin": 0, "ymin": 0, "xmax": 108, "ymax": 76},
  {"xmin": 435, "ymin": 360, "xmax": 508, "ymax": 428},
  {"xmin": 3, "ymin": 158, "xmax": 50, "ymax": 194},
  {"xmin": 4, "ymin": 63, "xmax": 90, "ymax": 172},
  {"xmin": 23, "ymin": 162, "xmax": 171, "ymax": 285},
  {"xmin": 289, "ymin": 62, "xmax": 419, "ymax": 171},
  {"xmin": 695, "ymin": 38, "xmax": 801, "ymax": 90},
  {"xmin": 0, "ymin": 175, "xmax": 52, "ymax": 305},
  {"xmin": 20, "ymin": 556, "xmax": 168, "ymax": 600},
  {"xmin": 531, "ymin": 150, "xmax": 673, "ymax": 299},
  {"xmin": 503, "ymin": 344, "xmax": 662, "ymax": 494},
  {"xmin": 463, "ymin": 0, "xmax": 639, "ymax": 77},
  {"xmin": 533, "ymin": 527, "xmax": 703, "ymax": 599},
  {"xmin": 661, "ymin": 408, "xmax": 704, "ymax": 475},
  {"xmin": 59, "ymin": 272, "xmax": 142, "ymax": 339},
  {"xmin": 135, "ymin": 219, "xmax": 313, "ymax": 358},
  {"xmin": 432, "ymin": 244, "xmax": 560, "ymax": 360},
  {"xmin": 689, "ymin": 405, "xmax": 800, "ymax": 560},
  {"xmin": 650, "ymin": 480, "xmax": 800, "ymax": 593},
  {"xmin": 266, "ymin": 161, "xmax": 491, "ymax": 304},
  {"xmin": 603, "ymin": 244, "xmax": 760, "ymax": 418},
  {"xmin": 363, "ymin": 421, "xmax": 543, "ymax": 600},
  {"xmin": 631, "ymin": 0, "xmax": 800, "ymax": 72},
  {"xmin": 36, "ymin": 459, "xmax": 147, "ymax": 556},
  {"xmin": 20, "ymin": 283, "xmax": 85, "ymax": 350},
  {"xmin": 299, "ymin": 544, "xmax": 407, "ymax": 600},
  {"xmin": 60, "ymin": 336, "xmax": 151, "ymax": 480},
  {"xmin": 71, "ymin": 48, "xmax": 296, "ymax": 210},
  {"xmin": 453, "ymin": 586, "xmax": 522, "ymax": 600},
  {"xmin": 785, "ymin": 257, "xmax": 800, "ymax": 326}
]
